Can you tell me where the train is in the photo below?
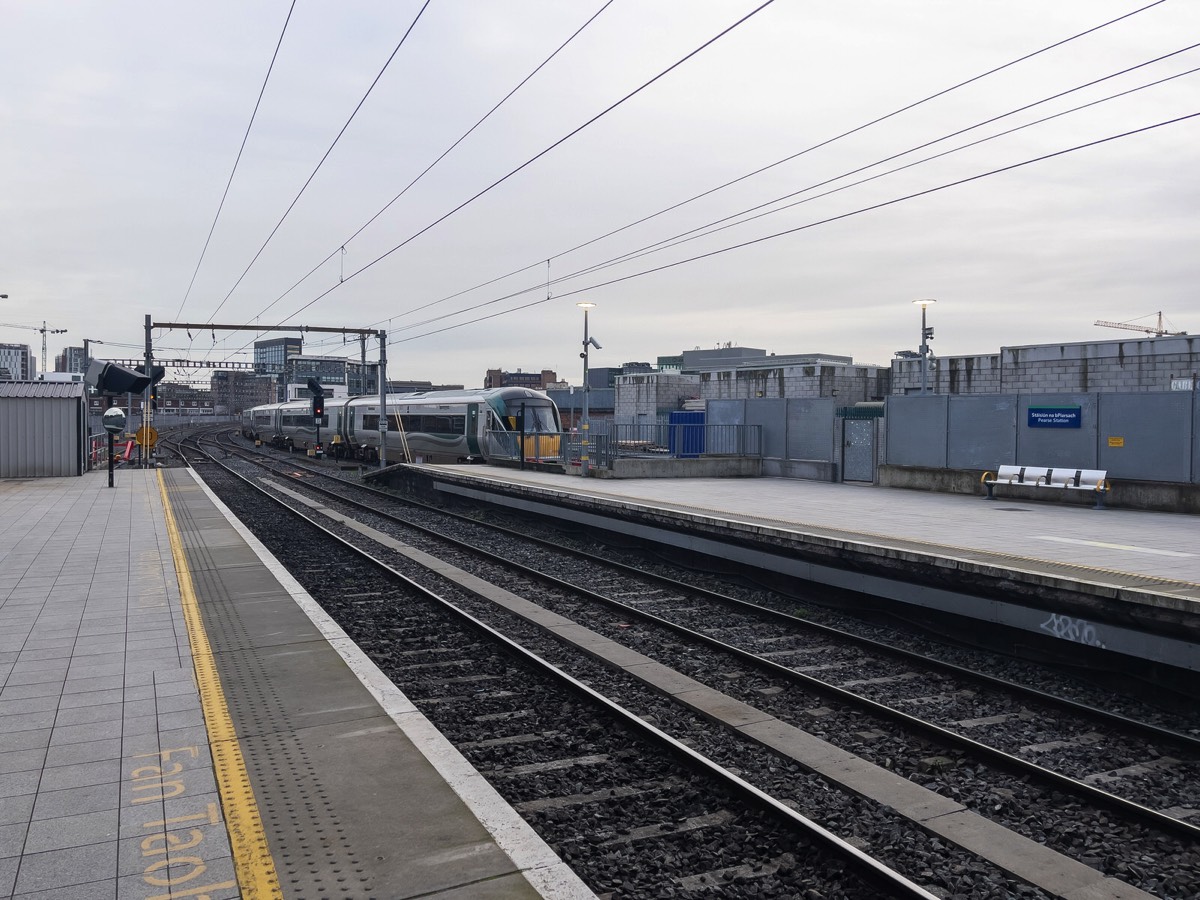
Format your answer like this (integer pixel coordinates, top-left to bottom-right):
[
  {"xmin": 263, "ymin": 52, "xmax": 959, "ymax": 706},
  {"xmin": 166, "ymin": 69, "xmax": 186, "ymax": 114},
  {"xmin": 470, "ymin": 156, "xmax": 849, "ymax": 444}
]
[{"xmin": 240, "ymin": 386, "xmax": 561, "ymax": 464}]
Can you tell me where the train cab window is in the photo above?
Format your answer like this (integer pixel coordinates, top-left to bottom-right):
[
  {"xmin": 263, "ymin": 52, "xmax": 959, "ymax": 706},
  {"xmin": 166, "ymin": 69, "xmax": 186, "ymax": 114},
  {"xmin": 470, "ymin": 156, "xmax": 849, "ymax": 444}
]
[{"xmin": 505, "ymin": 403, "xmax": 557, "ymax": 432}]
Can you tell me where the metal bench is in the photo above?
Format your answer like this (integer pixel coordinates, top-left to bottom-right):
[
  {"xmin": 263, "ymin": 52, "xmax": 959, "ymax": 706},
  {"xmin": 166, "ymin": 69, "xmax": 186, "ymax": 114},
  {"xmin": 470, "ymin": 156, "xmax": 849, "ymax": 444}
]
[{"xmin": 981, "ymin": 465, "xmax": 1109, "ymax": 508}]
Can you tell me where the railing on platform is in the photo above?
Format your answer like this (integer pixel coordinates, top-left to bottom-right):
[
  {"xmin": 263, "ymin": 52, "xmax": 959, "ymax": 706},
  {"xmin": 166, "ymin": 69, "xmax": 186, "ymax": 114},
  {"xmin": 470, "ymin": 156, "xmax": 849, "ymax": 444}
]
[
  {"xmin": 484, "ymin": 431, "xmax": 565, "ymax": 465},
  {"xmin": 608, "ymin": 423, "xmax": 761, "ymax": 461},
  {"xmin": 486, "ymin": 424, "xmax": 760, "ymax": 470}
]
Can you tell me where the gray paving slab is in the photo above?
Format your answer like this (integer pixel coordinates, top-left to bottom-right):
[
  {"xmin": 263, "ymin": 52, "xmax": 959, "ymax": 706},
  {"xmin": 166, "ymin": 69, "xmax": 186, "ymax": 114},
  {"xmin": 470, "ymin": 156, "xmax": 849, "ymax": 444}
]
[
  {"xmin": 18, "ymin": 878, "xmax": 118, "ymax": 900},
  {"xmin": 0, "ymin": 749, "xmax": 48, "ymax": 777},
  {"xmin": 12, "ymin": 840, "xmax": 118, "ymax": 894},
  {"xmin": 0, "ymin": 857, "xmax": 16, "ymax": 897},
  {"xmin": 44, "ymin": 738, "xmax": 123, "ymax": 768},
  {"xmin": 0, "ymin": 472, "xmax": 242, "ymax": 900},
  {"xmin": 0, "ymin": 821, "xmax": 28, "ymax": 858},
  {"xmin": 23, "ymin": 809, "xmax": 121, "ymax": 854},
  {"xmin": 0, "ymin": 731, "xmax": 52, "ymax": 755},
  {"xmin": 33, "ymin": 782, "xmax": 122, "ymax": 821},
  {"xmin": 0, "ymin": 796, "xmax": 34, "ymax": 829}
]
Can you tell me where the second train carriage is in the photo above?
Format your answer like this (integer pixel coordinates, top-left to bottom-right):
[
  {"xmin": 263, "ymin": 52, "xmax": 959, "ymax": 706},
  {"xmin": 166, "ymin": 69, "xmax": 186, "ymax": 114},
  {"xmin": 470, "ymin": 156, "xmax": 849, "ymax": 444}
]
[{"xmin": 242, "ymin": 386, "xmax": 561, "ymax": 464}]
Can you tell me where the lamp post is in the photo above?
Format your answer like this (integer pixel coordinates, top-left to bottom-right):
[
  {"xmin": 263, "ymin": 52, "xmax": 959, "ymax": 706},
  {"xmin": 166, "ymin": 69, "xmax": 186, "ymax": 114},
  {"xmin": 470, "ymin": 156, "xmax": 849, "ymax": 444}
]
[
  {"xmin": 82, "ymin": 339, "xmax": 104, "ymax": 449},
  {"xmin": 83, "ymin": 338, "xmax": 103, "ymax": 372},
  {"xmin": 576, "ymin": 301, "xmax": 601, "ymax": 475},
  {"xmin": 912, "ymin": 298, "xmax": 936, "ymax": 395}
]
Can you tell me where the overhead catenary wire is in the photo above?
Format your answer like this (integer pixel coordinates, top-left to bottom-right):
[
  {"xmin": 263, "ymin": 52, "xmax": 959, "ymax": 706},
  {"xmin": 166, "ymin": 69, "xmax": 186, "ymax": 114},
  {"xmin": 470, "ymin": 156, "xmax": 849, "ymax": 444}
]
[
  {"xmin": 177, "ymin": 1, "xmax": 1178, "ymax": 371},
  {"xmin": 239, "ymin": 0, "xmax": 615, "ymax": 330},
  {"xmin": 534, "ymin": 51, "xmax": 1200, "ymax": 295},
  {"xmin": 236, "ymin": 0, "xmax": 1164, "ymax": 362},
  {"xmin": 386, "ymin": 111, "xmax": 1200, "ymax": 345},
  {"xmin": 373, "ymin": 0, "xmax": 1168, "ymax": 328},
  {"xmin": 203, "ymin": 0, "xmax": 434, "ymax": 325},
  {"xmin": 173, "ymin": 0, "xmax": 298, "ymax": 325},
  {"xmin": 258, "ymin": 0, "xmax": 779, "ymax": 332},
  {"xmin": 307, "ymin": 44, "xmax": 1199, "ymax": 353}
]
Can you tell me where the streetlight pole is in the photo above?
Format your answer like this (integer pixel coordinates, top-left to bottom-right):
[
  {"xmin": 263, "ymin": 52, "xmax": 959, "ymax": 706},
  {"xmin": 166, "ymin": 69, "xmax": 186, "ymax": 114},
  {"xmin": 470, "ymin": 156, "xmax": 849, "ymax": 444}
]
[
  {"xmin": 83, "ymin": 338, "xmax": 104, "ymax": 371},
  {"xmin": 576, "ymin": 301, "xmax": 600, "ymax": 475},
  {"xmin": 912, "ymin": 298, "xmax": 936, "ymax": 395}
]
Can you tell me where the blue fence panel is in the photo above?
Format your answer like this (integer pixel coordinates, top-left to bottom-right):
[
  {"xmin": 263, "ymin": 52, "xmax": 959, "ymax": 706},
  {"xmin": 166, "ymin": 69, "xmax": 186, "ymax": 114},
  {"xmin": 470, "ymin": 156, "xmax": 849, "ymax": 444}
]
[{"xmin": 668, "ymin": 411, "xmax": 705, "ymax": 458}]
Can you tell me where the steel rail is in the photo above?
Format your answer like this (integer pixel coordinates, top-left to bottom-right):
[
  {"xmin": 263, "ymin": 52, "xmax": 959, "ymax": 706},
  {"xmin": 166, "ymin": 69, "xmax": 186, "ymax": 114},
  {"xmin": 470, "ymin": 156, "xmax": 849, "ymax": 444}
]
[
  {"xmin": 208, "ymin": 437, "xmax": 1200, "ymax": 843},
  {"xmin": 194, "ymin": 441, "xmax": 941, "ymax": 900},
  {"xmin": 217, "ymin": 430, "xmax": 1200, "ymax": 754}
]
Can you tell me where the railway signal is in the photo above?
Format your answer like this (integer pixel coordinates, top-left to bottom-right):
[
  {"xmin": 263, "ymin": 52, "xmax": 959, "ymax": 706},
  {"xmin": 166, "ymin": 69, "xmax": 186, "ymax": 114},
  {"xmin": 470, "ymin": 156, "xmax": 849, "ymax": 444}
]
[{"xmin": 308, "ymin": 378, "xmax": 325, "ymax": 456}]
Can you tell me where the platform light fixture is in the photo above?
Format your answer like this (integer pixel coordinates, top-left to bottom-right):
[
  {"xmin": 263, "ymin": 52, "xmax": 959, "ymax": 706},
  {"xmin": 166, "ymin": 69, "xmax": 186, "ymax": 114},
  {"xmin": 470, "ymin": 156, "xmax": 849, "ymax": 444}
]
[
  {"xmin": 912, "ymin": 298, "xmax": 937, "ymax": 395},
  {"xmin": 577, "ymin": 301, "xmax": 600, "ymax": 475}
]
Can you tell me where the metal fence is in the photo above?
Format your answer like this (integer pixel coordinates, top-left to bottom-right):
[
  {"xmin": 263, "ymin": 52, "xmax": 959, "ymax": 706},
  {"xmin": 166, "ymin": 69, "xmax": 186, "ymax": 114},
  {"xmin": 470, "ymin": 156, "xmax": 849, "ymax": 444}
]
[
  {"xmin": 486, "ymin": 424, "xmax": 761, "ymax": 469},
  {"xmin": 608, "ymin": 423, "xmax": 761, "ymax": 460},
  {"xmin": 483, "ymin": 431, "xmax": 563, "ymax": 464},
  {"xmin": 885, "ymin": 391, "xmax": 1200, "ymax": 483}
]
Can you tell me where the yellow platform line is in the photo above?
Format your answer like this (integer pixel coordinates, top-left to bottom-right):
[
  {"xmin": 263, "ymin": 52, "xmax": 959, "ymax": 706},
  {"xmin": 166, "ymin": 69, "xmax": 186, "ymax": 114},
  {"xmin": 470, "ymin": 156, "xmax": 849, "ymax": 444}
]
[{"xmin": 158, "ymin": 471, "xmax": 283, "ymax": 899}]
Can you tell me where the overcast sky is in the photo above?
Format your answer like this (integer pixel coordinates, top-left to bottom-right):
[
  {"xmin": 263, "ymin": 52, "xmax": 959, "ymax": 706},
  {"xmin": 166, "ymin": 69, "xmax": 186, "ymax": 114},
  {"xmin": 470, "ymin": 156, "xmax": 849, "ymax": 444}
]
[{"xmin": 2, "ymin": 1, "xmax": 1197, "ymax": 387}]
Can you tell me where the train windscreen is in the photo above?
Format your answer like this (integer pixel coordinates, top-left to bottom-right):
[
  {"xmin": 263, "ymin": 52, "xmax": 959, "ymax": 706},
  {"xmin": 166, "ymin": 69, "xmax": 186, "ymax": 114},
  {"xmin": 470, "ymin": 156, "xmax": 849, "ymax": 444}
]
[{"xmin": 506, "ymin": 402, "xmax": 557, "ymax": 432}]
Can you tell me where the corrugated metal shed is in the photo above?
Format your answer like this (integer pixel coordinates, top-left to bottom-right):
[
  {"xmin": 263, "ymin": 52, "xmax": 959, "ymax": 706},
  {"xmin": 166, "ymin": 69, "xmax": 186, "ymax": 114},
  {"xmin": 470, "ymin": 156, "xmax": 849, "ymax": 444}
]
[{"xmin": 0, "ymin": 381, "xmax": 89, "ymax": 477}]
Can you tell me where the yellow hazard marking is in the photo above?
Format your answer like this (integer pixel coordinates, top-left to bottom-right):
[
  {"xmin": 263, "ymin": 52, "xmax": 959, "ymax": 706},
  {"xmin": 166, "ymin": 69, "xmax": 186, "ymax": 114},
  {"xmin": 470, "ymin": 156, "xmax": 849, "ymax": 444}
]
[{"xmin": 158, "ymin": 471, "xmax": 283, "ymax": 900}]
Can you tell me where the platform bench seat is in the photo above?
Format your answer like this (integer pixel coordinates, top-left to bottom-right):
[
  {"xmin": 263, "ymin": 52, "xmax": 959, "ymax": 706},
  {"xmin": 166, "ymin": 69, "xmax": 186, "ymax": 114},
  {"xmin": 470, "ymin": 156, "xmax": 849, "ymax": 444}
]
[{"xmin": 981, "ymin": 465, "xmax": 1109, "ymax": 508}]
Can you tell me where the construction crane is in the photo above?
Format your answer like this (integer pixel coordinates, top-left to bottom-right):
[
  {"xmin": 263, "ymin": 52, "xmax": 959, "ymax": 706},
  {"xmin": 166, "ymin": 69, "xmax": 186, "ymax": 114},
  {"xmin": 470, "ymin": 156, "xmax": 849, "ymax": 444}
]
[
  {"xmin": 1093, "ymin": 311, "xmax": 1186, "ymax": 337},
  {"xmin": 0, "ymin": 321, "xmax": 69, "ymax": 372}
]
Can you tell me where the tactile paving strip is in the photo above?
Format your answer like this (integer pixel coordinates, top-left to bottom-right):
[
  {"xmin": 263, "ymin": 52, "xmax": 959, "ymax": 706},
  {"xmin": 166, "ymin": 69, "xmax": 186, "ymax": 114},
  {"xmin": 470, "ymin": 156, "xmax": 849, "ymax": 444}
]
[{"xmin": 198, "ymin": 597, "xmax": 367, "ymax": 898}]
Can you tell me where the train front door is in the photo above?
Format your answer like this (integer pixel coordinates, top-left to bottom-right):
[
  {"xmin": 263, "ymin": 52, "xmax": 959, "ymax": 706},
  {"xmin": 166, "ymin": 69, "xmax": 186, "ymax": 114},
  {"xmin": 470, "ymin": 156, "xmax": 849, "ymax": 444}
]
[{"xmin": 465, "ymin": 403, "xmax": 482, "ymax": 457}]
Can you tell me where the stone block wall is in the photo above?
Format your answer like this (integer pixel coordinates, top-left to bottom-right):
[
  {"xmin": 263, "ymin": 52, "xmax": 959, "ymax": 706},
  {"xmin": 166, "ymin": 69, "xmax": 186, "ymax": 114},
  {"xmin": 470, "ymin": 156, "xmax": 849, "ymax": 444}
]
[
  {"xmin": 891, "ymin": 337, "xmax": 1200, "ymax": 395},
  {"xmin": 697, "ymin": 365, "xmax": 888, "ymax": 403},
  {"xmin": 614, "ymin": 373, "xmax": 700, "ymax": 423}
]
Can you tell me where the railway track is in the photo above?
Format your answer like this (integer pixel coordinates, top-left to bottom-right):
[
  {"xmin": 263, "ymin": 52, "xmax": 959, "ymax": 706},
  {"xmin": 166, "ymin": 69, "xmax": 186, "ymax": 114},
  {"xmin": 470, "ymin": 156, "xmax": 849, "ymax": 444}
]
[
  {"xmin": 182, "ymin": 430, "xmax": 1199, "ymax": 898},
  {"xmin": 185, "ymin": 436, "xmax": 943, "ymax": 899}
]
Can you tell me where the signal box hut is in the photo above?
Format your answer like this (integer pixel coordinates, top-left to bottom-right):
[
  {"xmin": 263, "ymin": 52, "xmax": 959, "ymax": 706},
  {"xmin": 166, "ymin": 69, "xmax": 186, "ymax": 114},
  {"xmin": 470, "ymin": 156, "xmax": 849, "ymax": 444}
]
[{"xmin": 0, "ymin": 381, "xmax": 90, "ymax": 477}]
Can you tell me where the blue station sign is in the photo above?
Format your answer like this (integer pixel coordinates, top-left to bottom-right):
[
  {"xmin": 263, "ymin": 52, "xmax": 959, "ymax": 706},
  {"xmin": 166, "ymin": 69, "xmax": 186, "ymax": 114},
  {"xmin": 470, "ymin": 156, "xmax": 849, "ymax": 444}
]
[{"xmin": 1027, "ymin": 406, "xmax": 1081, "ymax": 428}]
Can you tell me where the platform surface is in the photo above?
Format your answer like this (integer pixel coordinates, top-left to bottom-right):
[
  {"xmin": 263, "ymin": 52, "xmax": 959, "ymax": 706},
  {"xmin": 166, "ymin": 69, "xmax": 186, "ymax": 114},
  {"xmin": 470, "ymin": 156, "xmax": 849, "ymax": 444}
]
[
  {"xmin": 431, "ymin": 466, "xmax": 1200, "ymax": 595},
  {"xmin": 0, "ymin": 469, "xmax": 589, "ymax": 900}
]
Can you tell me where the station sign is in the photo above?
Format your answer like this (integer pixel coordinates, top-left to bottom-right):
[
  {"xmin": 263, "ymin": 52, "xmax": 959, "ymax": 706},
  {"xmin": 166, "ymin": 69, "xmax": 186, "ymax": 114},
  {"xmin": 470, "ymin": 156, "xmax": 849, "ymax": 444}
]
[{"xmin": 1027, "ymin": 406, "xmax": 1081, "ymax": 428}]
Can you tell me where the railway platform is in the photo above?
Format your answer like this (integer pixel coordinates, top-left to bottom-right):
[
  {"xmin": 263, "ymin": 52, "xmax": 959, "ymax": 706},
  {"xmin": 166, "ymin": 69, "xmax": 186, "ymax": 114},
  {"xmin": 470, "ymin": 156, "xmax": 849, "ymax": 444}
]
[
  {"xmin": 403, "ymin": 465, "xmax": 1200, "ymax": 680},
  {"xmin": 0, "ymin": 469, "xmax": 592, "ymax": 900}
]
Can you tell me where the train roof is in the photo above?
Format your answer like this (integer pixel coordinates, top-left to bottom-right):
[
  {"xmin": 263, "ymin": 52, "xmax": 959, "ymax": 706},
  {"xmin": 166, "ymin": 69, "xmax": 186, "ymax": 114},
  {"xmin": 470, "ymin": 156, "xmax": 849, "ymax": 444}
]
[{"xmin": 246, "ymin": 386, "xmax": 554, "ymax": 413}]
